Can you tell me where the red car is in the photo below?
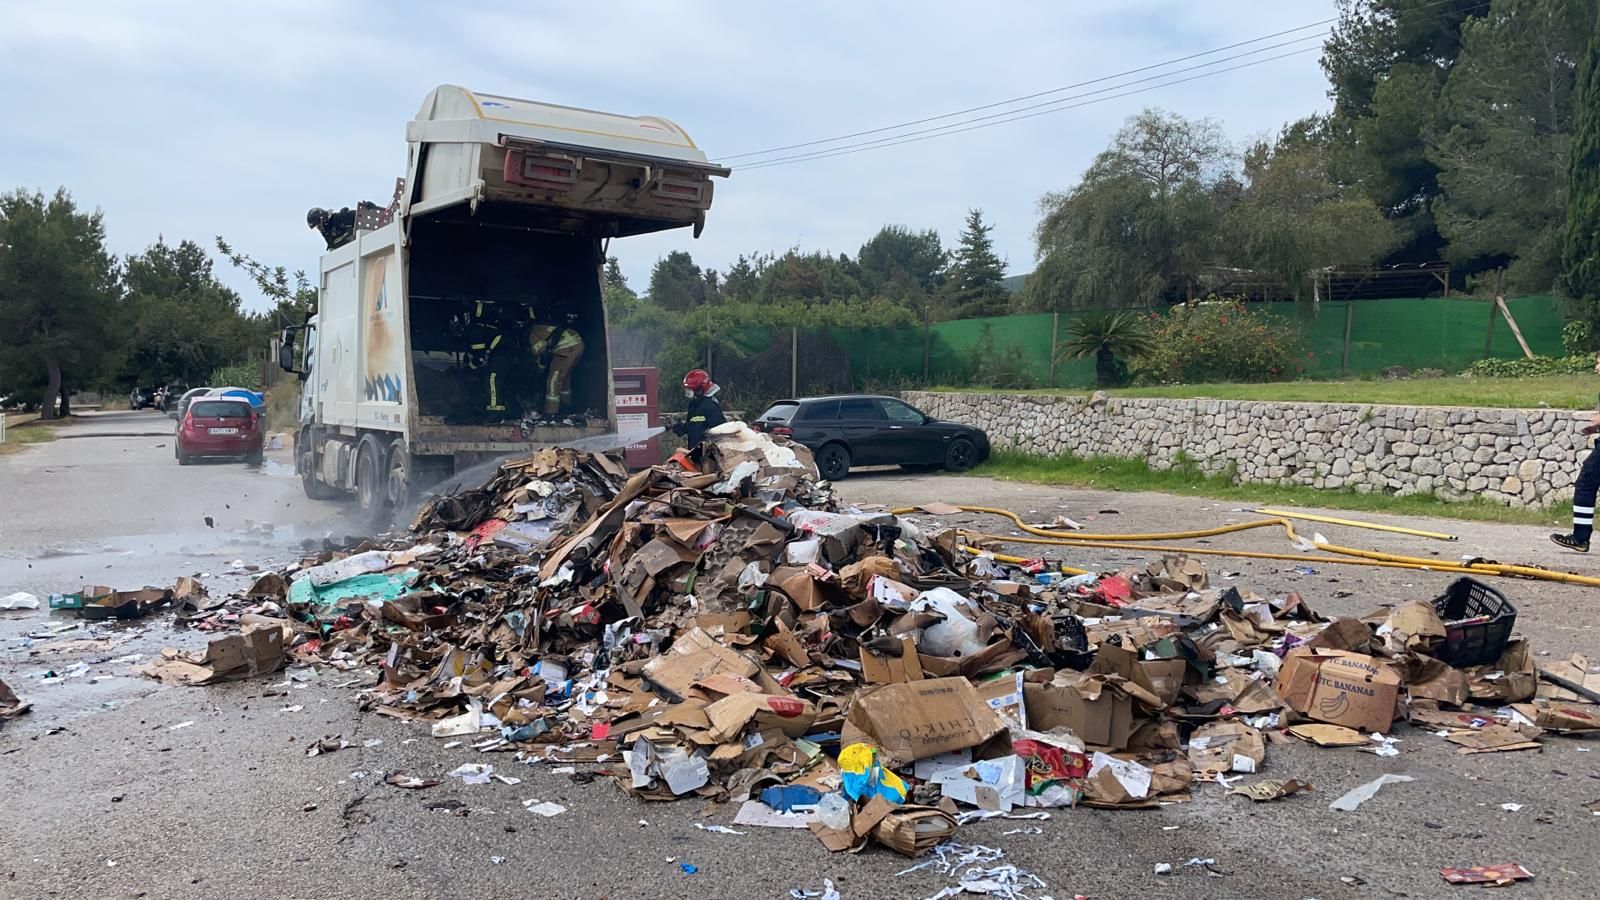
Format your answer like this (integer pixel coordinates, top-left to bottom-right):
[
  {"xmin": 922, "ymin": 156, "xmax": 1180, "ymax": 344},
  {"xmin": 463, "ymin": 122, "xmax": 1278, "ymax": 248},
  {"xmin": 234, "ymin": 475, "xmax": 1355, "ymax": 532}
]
[{"xmin": 176, "ymin": 398, "xmax": 264, "ymax": 466}]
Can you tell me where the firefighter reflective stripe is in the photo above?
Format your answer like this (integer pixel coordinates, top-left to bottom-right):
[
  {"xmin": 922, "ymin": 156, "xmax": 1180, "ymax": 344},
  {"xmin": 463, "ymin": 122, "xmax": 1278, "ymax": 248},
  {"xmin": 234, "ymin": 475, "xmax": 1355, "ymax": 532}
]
[
  {"xmin": 688, "ymin": 416, "xmax": 707, "ymax": 422},
  {"xmin": 530, "ymin": 325, "xmax": 583, "ymax": 354},
  {"xmin": 470, "ymin": 342, "xmax": 489, "ymax": 350},
  {"xmin": 542, "ymin": 342, "xmax": 584, "ymax": 415},
  {"xmin": 475, "ymin": 300, "xmax": 484, "ymax": 318},
  {"xmin": 490, "ymin": 334, "xmax": 502, "ymax": 350},
  {"xmin": 488, "ymin": 373, "xmax": 505, "ymax": 411}
]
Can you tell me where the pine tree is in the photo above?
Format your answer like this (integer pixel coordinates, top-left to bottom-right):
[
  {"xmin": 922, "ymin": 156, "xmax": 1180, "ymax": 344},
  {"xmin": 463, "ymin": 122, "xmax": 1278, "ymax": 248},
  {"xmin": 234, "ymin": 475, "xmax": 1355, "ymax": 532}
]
[
  {"xmin": 944, "ymin": 208, "xmax": 1009, "ymax": 318},
  {"xmin": 1565, "ymin": 3, "xmax": 1600, "ymax": 325},
  {"xmin": 604, "ymin": 256, "xmax": 628, "ymax": 290}
]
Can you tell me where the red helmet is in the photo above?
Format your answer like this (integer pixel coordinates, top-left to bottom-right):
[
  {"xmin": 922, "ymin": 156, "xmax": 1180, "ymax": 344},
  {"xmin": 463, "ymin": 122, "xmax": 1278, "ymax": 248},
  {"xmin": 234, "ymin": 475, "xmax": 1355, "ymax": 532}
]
[{"xmin": 683, "ymin": 369, "xmax": 713, "ymax": 394}]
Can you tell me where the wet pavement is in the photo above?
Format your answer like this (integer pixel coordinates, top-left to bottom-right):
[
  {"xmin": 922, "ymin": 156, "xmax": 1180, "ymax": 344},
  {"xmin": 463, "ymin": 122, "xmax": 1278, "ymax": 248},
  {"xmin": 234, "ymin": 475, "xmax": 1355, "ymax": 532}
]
[
  {"xmin": 0, "ymin": 410, "xmax": 358, "ymax": 729},
  {"xmin": 5, "ymin": 413, "xmax": 1600, "ymax": 897}
]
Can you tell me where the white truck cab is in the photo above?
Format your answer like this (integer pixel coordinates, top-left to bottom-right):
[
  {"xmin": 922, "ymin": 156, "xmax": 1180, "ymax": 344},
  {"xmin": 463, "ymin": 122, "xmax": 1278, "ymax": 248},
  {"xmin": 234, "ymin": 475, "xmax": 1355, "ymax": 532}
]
[{"xmin": 279, "ymin": 85, "xmax": 727, "ymax": 523}]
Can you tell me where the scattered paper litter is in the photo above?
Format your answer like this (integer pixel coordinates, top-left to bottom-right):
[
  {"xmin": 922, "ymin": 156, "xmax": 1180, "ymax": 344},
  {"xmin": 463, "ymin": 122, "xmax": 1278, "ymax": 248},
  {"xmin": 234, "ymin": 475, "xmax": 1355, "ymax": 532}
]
[
  {"xmin": 523, "ymin": 799, "xmax": 567, "ymax": 817},
  {"xmin": 0, "ymin": 592, "xmax": 40, "ymax": 610},
  {"xmin": 1367, "ymin": 734, "xmax": 1401, "ymax": 757},
  {"xmin": 694, "ymin": 823, "xmax": 746, "ymax": 835},
  {"xmin": 279, "ymin": 705, "xmax": 303, "ymax": 713},
  {"xmin": 1501, "ymin": 802, "xmax": 1523, "ymax": 812},
  {"xmin": 167, "ymin": 721, "xmax": 194, "ymax": 731},
  {"xmin": 895, "ymin": 842, "xmax": 1048, "ymax": 900},
  {"xmin": 1329, "ymin": 774, "xmax": 1415, "ymax": 811},
  {"xmin": 788, "ymin": 879, "xmax": 841, "ymax": 900},
  {"xmin": 733, "ymin": 800, "xmax": 812, "ymax": 829},
  {"xmin": 447, "ymin": 763, "xmax": 493, "ymax": 785}
]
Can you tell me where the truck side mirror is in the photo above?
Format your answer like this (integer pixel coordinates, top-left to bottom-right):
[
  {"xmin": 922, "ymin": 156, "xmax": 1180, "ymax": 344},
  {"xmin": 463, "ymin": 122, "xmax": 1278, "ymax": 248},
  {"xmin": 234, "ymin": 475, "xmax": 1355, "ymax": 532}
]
[{"xmin": 278, "ymin": 327, "xmax": 302, "ymax": 375}]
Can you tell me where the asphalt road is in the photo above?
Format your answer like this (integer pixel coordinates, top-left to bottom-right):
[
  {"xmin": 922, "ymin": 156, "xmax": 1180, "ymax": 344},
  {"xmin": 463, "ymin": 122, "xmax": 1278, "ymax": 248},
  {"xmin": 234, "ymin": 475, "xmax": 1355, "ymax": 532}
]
[{"xmin": 2, "ymin": 411, "xmax": 1598, "ymax": 899}]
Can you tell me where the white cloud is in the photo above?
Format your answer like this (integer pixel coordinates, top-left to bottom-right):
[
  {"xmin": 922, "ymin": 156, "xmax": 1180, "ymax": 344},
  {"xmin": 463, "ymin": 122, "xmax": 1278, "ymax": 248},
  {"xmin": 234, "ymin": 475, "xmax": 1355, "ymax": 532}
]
[{"xmin": 0, "ymin": 0, "xmax": 1336, "ymax": 308}]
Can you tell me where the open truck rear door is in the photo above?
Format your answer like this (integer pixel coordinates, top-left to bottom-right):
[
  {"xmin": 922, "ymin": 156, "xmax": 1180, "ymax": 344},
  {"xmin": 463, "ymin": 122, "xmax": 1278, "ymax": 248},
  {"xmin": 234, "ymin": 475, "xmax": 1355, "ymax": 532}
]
[{"xmin": 403, "ymin": 85, "xmax": 730, "ymax": 237}]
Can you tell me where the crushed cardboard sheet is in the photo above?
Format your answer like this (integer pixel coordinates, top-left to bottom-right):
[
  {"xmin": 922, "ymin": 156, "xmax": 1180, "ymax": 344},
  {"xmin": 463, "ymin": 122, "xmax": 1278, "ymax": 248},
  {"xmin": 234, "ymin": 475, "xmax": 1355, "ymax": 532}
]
[{"xmin": 104, "ymin": 431, "xmax": 1595, "ymax": 856}]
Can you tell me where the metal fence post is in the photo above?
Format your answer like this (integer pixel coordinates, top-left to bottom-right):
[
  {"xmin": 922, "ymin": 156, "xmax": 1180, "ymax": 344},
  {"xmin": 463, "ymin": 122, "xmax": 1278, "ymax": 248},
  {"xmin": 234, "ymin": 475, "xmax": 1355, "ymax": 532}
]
[
  {"xmin": 921, "ymin": 305, "xmax": 931, "ymax": 385},
  {"xmin": 0, "ymin": 412, "xmax": 6, "ymax": 445},
  {"xmin": 1340, "ymin": 302, "xmax": 1354, "ymax": 376},
  {"xmin": 1049, "ymin": 312, "xmax": 1060, "ymax": 387},
  {"xmin": 791, "ymin": 326, "xmax": 798, "ymax": 397}
]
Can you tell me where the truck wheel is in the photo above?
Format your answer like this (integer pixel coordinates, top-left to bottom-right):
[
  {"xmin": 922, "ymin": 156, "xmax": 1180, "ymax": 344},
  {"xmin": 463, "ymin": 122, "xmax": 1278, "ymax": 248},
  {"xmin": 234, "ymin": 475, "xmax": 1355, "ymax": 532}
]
[
  {"xmin": 816, "ymin": 443, "xmax": 851, "ymax": 482},
  {"xmin": 355, "ymin": 438, "xmax": 389, "ymax": 528},
  {"xmin": 299, "ymin": 440, "xmax": 337, "ymax": 500},
  {"xmin": 384, "ymin": 439, "xmax": 411, "ymax": 516},
  {"xmin": 944, "ymin": 438, "xmax": 978, "ymax": 473}
]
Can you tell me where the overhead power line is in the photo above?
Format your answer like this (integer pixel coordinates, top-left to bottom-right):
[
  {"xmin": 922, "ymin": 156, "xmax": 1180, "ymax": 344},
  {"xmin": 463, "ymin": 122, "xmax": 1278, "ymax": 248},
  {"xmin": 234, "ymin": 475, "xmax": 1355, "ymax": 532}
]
[
  {"xmin": 735, "ymin": 37, "xmax": 1325, "ymax": 171},
  {"xmin": 718, "ymin": 0, "xmax": 1490, "ymax": 170},
  {"xmin": 736, "ymin": 46, "xmax": 1320, "ymax": 172},
  {"xmin": 717, "ymin": 19, "xmax": 1335, "ymax": 162}
]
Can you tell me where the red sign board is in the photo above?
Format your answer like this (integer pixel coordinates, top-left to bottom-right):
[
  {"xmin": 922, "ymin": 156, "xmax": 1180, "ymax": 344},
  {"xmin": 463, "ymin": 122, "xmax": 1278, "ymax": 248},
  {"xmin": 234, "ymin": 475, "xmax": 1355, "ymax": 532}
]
[{"xmin": 612, "ymin": 366, "xmax": 660, "ymax": 469}]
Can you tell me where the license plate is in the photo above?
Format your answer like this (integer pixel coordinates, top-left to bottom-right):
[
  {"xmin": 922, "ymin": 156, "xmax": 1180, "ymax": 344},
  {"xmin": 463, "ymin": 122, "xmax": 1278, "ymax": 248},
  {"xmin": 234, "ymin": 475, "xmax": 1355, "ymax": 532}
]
[{"xmin": 209, "ymin": 427, "xmax": 238, "ymax": 435}]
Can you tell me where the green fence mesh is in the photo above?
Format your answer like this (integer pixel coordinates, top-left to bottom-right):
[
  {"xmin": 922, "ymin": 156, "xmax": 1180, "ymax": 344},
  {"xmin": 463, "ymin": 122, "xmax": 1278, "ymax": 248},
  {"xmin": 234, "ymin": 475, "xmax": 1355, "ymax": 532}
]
[{"xmin": 618, "ymin": 296, "xmax": 1569, "ymax": 414}]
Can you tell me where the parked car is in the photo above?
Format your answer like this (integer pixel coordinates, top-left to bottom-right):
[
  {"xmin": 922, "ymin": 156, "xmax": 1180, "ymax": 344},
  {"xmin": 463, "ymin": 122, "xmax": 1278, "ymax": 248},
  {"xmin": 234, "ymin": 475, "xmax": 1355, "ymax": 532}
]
[
  {"xmin": 206, "ymin": 386, "xmax": 265, "ymax": 408},
  {"xmin": 169, "ymin": 387, "xmax": 212, "ymax": 421},
  {"xmin": 750, "ymin": 394, "xmax": 989, "ymax": 481},
  {"xmin": 175, "ymin": 398, "xmax": 264, "ymax": 466}
]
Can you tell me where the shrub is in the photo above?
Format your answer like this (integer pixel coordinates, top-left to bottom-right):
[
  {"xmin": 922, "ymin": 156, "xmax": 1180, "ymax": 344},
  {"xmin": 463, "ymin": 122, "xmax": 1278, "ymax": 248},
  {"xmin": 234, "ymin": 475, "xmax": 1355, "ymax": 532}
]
[
  {"xmin": 208, "ymin": 362, "xmax": 263, "ymax": 391},
  {"xmin": 1464, "ymin": 355, "xmax": 1595, "ymax": 377},
  {"xmin": 1563, "ymin": 320, "xmax": 1595, "ymax": 355},
  {"xmin": 1134, "ymin": 301, "xmax": 1307, "ymax": 384},
  {"xmin": 969, "ymin": 324, "xmax": 1038, "ymax": 389}
]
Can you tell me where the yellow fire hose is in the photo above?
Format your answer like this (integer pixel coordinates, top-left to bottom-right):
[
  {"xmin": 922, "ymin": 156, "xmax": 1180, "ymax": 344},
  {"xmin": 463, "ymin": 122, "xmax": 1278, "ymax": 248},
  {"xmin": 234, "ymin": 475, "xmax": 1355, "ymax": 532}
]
[
  {"xmin": 1248, "ymin": 507, "xmax": 1459, "ymax": 542},
  {"xmin": 894, "ymin": 505, "xmax": 1600, "ymax": 589}
]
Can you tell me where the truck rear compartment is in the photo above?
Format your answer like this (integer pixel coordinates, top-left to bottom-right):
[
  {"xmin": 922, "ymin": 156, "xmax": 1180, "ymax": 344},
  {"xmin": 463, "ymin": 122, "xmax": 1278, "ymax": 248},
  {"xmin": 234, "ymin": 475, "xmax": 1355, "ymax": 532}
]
[{"xmin": 406, "ymin": 209, "xmax": 610, "ymax": 429}]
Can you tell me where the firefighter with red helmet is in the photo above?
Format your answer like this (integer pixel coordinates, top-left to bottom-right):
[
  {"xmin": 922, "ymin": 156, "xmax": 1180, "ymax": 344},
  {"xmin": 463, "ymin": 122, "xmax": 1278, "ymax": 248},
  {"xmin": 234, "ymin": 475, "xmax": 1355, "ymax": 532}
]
[{"xmin": 673, "ymin": 368, "xmax": 726, "ymax": 450}]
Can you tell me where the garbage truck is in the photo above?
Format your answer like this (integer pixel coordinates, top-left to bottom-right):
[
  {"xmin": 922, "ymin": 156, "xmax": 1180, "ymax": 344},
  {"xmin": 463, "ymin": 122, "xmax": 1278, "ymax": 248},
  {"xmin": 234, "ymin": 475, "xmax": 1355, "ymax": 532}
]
[{"xmin": 278, "ymin": 85, "xmax": 728, "ymax": 523}]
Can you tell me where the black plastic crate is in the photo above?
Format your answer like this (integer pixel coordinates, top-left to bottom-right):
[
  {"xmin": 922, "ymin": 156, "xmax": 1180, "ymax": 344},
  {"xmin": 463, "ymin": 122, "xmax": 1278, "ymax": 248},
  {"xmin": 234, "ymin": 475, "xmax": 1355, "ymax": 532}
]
[{"xmin": 1430, "ymin": 577, "xmax": 1516, "ymax": 667}]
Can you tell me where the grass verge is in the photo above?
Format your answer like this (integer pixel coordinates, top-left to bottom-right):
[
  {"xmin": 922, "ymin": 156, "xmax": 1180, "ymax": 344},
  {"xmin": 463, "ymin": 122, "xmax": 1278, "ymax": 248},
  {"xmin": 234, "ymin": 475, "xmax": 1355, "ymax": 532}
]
[
  {"xmin": 929, "ymin": 374, "xmax": 1597, "ymax": 410},
  {"xmin": 974, "ymin": 450, "xmax": 1566, "ymax": 527},
  {"xmin": 0, "ymin": 416, "xmax": 60, "ymax": 456}
]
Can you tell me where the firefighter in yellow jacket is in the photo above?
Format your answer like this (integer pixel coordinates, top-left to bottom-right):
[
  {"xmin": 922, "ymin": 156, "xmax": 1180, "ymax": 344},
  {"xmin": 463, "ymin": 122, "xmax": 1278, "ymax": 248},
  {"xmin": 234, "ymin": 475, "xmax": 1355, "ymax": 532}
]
[{"xmin": 529, "ymin": 316, "xmax": 585, "ymax": 415}]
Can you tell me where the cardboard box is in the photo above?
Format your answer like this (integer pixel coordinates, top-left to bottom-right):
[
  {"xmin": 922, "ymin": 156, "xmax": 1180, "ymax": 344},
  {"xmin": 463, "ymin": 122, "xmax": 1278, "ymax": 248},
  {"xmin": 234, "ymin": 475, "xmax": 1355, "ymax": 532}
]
[
  {"xmin": 1274, "ymin": 649, "xmax": 1400, "ymax": 734},
  {"xmin": 859, "ymin": 637, "xmax": 924, "ymax": 685},
  {"xmin": 1022, "ymin": 674, "xmax": 1135, "ymax": 750},
  {"xmin": 929, "ymin": 754, "xmax": 1026, "ymax": 812},
  {"xmin": 974, "ymin": 670, "xmax": 1026, "ymax": 731},
  {"xmin": 643, "ymin": 627, "xmax": 760, "ymax": 700},
  {"xmin": 843, "ymin": 677, "xmax": 1007, "ymax": 768}
]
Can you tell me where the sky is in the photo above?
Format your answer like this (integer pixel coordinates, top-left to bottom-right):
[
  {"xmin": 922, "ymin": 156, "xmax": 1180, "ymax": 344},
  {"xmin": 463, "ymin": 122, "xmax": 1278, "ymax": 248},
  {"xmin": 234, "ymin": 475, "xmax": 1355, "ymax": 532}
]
[{"xmin": 0, "ymin": 0, "xmax": 1338, "ymax": 311}]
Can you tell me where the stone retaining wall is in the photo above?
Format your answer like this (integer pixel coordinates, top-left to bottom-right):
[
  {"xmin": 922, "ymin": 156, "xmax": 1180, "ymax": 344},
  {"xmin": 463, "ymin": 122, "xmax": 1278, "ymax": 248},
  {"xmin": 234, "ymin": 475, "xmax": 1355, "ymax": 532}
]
[{"xmin": 903, "ymin": 390, "xmax": 1592, "ymax": 507}]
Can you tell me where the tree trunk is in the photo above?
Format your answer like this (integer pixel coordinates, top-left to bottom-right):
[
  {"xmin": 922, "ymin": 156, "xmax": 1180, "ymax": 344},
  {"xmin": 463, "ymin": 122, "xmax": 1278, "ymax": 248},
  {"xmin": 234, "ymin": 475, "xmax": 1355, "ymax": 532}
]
[
  {"xmin": 1095, "ymin": 347, "xmax": 1117, "ymax": 388},
  {"xmin": 58, "ymin": 383, "xmax": 71, "ymax": 417},
  {"xmin": 42, "ymin": 359, "xmax": 62, "ymax": 421}
]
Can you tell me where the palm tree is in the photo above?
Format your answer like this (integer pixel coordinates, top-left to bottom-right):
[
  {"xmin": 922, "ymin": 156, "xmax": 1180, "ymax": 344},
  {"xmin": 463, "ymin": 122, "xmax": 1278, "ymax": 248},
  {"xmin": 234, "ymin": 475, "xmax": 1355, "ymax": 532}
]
[{"xmin": 1056, "ymin": 311, "xmax": 1156, "ymax": 387}]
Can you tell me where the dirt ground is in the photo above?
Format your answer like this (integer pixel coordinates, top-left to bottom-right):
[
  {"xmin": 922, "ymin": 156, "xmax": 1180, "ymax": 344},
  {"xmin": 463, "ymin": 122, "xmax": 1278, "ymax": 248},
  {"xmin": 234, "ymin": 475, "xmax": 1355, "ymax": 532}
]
[{"xmin": 3, "ymin": 415, "xmax": 1598, "ymax": 899}]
